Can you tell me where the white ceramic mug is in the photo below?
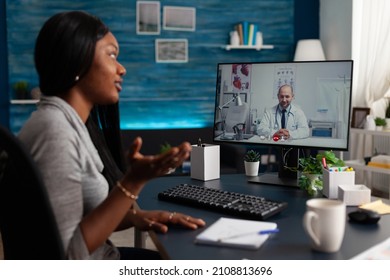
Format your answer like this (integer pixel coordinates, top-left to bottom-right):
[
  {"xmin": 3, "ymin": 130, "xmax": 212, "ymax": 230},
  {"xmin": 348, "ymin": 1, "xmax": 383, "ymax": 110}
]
[{"xmin": 303, "ymin": 198, "xmax": 346, "ymax": 253}]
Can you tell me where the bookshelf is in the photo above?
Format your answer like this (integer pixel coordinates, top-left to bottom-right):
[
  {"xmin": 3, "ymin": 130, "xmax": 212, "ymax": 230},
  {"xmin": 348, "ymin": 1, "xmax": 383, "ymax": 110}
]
[
  {"xmin": 224, "ymin": 44, "xmax": 274, "ymax": 51},
  {"xmin": 10, "ymin": 99, "xmax": 39, "ymax": 104}
]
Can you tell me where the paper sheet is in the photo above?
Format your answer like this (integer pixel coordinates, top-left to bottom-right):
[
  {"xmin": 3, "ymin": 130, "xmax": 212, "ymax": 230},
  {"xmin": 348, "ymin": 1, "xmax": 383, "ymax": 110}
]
[
  {"xmin": 359, "ymin": 199, "xmax": 390, "ymax": 215},
  {"xmin": 351, "ymin": 237, "xmax": 390, "ymax": 260},
  {"xmin": 194, "ymin": 217, "xmax": 277, "ymax": 250}
]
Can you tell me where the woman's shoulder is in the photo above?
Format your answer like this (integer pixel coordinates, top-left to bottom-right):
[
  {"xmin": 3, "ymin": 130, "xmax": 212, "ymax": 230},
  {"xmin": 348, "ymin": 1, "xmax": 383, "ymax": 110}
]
[
  {"xmin": 26, "ymin": 106, "xmax": 74, "ymax": 132},
  {"xmin": 18, "ymin": 105, "xmax": 79, "ymax": 148}
]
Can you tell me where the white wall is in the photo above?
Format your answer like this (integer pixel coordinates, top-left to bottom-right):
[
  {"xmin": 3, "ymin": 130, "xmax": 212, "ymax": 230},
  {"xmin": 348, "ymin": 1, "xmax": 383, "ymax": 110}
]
[{"xmin": 320, "ymin": 0, "xmax": 353, "ymax": 60}]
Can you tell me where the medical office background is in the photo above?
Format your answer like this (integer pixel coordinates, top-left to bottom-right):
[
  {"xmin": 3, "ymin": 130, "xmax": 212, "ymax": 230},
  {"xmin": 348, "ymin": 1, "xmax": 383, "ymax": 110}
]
[{"xmin": 0, "ymin": 0, "xmax": 353, "ymax": 148}]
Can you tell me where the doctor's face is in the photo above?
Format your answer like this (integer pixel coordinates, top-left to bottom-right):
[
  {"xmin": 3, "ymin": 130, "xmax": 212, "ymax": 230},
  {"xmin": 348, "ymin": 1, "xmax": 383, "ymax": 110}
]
[{"xmin": 277, "ymin": 85, "xmax": 294, "ymax": 109}]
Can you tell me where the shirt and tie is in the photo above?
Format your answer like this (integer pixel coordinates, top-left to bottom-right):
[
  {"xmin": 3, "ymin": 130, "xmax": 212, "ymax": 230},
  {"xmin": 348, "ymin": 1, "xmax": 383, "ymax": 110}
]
[
  {"xmin": 281, "ymin": 109, "xmax": 286, "ymax": 129},
  {"xmin": 256, "ymin": 104, "xmax": 310, "ymax": 139}
]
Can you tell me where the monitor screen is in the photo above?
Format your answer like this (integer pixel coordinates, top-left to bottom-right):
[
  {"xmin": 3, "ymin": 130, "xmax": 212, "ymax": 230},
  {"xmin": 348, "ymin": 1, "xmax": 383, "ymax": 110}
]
[{"xmin": 213, "ymin": 60, "xmax": 353, "ymax": 151}]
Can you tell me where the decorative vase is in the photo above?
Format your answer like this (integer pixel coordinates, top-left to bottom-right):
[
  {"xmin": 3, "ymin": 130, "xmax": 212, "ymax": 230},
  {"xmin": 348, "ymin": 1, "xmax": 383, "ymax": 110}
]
[
  {"xmin": 230, "ymin": 31, "xmax": 239, "ymax": 46},
  {"xmin": 365, "ymin": 115, "xmax": 375, "ymax": 131},
  {"xmin": 244, "ymin": 161, "xmax": 259, "ymax": 176},
  {"xmin": 255, "ymin": 31, "xmax": 263, "ymax": 47}
]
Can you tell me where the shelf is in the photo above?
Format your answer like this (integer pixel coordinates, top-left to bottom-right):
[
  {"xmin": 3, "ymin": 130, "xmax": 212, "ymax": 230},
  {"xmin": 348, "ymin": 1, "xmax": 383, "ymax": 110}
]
[
  {"xmin": 345, "ymin": 128, "xmax": 390, "ymax": 177},
  {"xmin": 10, "ymin": 99, "xmax": 39, "ymax": 104},
  {"xmin": 223, "ymin": 44, "xmax": 274, "ymax": 51},
  {"xmin": 350, "ymin": 128, "xmax": 390, "ymax": 137},
  {"xmin": 345, "ymin": 159, "xmax": 390, "ymax": 175}
]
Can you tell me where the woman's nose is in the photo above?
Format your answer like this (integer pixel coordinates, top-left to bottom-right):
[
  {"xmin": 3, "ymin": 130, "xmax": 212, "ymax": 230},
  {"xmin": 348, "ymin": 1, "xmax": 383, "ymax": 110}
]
[{"xmin": 118, "ymin": 62, "xmax": 126, "ymax": 76}]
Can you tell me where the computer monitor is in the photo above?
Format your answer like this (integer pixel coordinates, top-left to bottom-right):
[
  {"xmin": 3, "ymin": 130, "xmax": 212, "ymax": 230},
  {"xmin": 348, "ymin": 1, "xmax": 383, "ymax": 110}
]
[{"xmin": 213, "ymin": 60, "xmax": 353, "ymax": 187}]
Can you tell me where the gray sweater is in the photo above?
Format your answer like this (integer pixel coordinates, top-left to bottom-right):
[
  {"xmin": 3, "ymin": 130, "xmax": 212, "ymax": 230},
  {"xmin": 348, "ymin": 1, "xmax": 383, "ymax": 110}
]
[{"xmin": 18, "ymin": 96, "xmax": 120, "ymax": 259}]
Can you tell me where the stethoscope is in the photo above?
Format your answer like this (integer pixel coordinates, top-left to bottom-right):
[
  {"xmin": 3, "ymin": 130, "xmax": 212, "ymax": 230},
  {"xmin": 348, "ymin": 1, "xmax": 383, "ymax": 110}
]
[{"xmin": 273, "ymin": 106, "xmax": 291, "ymax": 130}]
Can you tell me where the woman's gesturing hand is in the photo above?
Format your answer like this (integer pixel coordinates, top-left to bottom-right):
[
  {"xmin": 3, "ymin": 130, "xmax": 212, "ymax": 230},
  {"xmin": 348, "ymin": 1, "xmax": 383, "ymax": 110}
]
[{"xmin": 124, "ymin": 137, "xmax": 192, "ymax": 184}]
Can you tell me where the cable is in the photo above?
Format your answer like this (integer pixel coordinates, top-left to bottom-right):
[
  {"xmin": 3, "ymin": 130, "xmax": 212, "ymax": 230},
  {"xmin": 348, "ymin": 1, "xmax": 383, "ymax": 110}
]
[{"xmin": 282, "ymin": 147, "xmax": 294, "ymax": 166}]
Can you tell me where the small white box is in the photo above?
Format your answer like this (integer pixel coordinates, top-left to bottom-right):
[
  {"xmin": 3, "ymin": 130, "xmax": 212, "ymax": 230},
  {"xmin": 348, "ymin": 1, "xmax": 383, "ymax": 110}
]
[
  {"xmin": 322, "ymin": 167, "xmax": 355, "ymax": 199},
  {"xmin": 338, "ymin": 184, "xmax": 371, "ymax": 206},
  {"xmin": 190, "ymin": 144, "xmax": 220, "ymax": 181}
]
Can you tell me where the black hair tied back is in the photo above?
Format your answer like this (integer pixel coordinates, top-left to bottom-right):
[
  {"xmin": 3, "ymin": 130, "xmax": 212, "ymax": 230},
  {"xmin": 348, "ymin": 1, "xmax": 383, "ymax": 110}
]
[{"xmin": 34, "ymin": 11, "xmax": 109, "ymax": 96}]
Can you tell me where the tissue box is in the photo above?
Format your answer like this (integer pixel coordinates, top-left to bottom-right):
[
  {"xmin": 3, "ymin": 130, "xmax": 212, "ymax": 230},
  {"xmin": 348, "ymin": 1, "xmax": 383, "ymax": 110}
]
[
  {"xmin": 322, "ymin": 167, "xmax": 355, "ymax": 199},
  {"xmin": 190, "ymin": 144, "xmax": 220, "ymax": 181},
  {"xmin": 338, "ymin": 184, "xmax": 371, "ymax": 206}
]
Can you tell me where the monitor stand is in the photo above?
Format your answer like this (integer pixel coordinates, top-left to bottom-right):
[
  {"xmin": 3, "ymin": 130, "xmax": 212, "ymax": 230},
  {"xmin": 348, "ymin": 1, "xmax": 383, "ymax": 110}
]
[
  {"xmin": 247, "ymin": 173, "xmax": 299, "ymax": 188},
  {"xmin": 247, "ymin": 147, "xmax": 300, "ymax": 188}
]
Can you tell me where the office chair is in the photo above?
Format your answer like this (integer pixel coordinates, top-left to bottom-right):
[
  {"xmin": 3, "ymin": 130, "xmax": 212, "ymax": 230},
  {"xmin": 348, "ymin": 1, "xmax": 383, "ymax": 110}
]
[
  {"xmin": 224, "ymin": 102, "xmax": 250, "ymax": 133},
  {"xmin": 0, "ymin": 125, "xmax": 66, "ymax": 259}
]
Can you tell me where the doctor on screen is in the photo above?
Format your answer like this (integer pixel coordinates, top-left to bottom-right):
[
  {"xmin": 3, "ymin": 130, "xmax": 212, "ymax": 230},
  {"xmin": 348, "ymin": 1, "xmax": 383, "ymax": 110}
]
[{"xmin": 257, "ymin": 84, "xmax": 309, "ymax": 140}]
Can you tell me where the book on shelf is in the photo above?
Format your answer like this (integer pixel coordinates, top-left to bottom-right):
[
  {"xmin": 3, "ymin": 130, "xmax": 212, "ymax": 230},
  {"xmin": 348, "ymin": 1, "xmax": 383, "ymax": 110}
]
[
  {"xmin": 242, "ymin": 21, "xmax": 249, "ymax": 45},
  {"xmin": 234, "ymin": 22, "xmax": 259, "ymax": 46},
  {"xmin": 252, "ymin": 24, "xmax": 258, "ymax": 45},
  {"xmin": 248, "ymin": 24, "xmax": 254, "ymax": 46},
  {"xmin": 235, "ymin": 23, "xmax": 244, "ymax": 45}
]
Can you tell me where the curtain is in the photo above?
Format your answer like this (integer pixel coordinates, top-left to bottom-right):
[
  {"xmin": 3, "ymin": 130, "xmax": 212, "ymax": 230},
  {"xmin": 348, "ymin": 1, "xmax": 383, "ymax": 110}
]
[
  {"xmin": 352, "ymin": 0, "xmax": 390, "ymax": 113},
  {"xmin": 351, "ymin": 0, "xmax": 390, "ymax": 184}
]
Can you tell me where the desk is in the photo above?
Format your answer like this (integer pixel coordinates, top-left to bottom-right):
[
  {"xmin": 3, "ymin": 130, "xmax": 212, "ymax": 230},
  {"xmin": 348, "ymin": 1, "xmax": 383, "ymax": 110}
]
[{"xmin": 137, "ymin": 174, "xmax": 390, "ymax": 260}]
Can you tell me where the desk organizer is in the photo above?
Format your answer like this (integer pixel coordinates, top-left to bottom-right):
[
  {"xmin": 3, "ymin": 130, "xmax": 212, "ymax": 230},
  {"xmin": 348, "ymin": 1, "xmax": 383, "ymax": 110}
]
[
  {"xmin": 338, "ymin": 184, "xmax": 371, "ymax": 206},
  {"xmin": 191, "ymin": 144, "xmax": 220, "ymax": 181},
  {"xmin": 322, "ymin": 167, "xmax": 355, "ymax": 199}
]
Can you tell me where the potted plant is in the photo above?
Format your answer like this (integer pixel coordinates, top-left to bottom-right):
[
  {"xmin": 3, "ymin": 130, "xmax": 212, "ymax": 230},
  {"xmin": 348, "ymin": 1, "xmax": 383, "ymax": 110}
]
[
  {"xmin": 159, "ymin": 142, "xmax": 172, "ymax": 154},
  {"xmin": 159, "ymin": 142, "xmax": 176, "ymax": 174},
  {"xmin": 374, "ymin": 117, "xmax": 386, "ymax": 131},
  {"xmin": 297, "ymin": 150, "xmax": 345, "ymax": 196},
  {"xmin": 244, "ymin": 150, "xmax": 261, "ymax": 176},
  {"xmin": 12, "ymin": 81, "xmax": 29, "ymax": 99}
]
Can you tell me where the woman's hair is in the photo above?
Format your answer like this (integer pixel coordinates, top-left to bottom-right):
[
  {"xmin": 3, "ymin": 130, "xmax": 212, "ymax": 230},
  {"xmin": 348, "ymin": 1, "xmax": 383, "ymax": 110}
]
[
  {"xmin": 34, "ymin": 11, "xmax": 109, "ymax": 95},
  {"xmin": 86, "ymin": 103, "xmax": 126, "ymax": 190}
]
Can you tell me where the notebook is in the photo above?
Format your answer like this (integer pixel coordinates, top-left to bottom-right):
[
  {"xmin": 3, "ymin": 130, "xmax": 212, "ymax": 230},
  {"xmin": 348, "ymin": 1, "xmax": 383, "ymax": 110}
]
[{"xmin": 194, "ymin": 217, "xmax": 278, "ymax": 250}]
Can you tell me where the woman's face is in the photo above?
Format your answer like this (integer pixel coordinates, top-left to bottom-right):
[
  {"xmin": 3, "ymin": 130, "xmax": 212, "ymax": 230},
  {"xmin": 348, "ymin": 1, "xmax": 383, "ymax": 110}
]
[{"xmin": 77, "ymin": 32, "xmax": 126, "ymax": 105}]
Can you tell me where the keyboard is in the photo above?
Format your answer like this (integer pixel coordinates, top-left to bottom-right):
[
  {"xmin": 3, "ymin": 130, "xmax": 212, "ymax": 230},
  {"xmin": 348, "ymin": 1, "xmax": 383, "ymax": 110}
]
[{"xmin": 157, "ymin": 184, "xmax": 288, "ymax": 220}]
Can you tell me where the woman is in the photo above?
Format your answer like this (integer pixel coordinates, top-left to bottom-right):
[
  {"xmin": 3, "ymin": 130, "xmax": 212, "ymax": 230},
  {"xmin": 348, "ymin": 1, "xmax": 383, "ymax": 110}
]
[{"xmin": 18, "ymin": 11, "xmax": 205, "ymax": 260}]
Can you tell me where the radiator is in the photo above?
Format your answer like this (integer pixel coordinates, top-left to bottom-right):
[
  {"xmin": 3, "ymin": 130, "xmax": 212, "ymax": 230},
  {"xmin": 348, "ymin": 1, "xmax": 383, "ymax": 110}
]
[{"xmin": 370, "ymin": 135, "xmax": 390, "ymax": 197}]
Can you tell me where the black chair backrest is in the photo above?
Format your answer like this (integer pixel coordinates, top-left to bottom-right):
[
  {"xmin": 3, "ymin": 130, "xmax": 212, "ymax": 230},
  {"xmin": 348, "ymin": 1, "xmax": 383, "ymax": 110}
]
[{"xmin": 0, "ymin": 125, "xmax": 65, "ymax": 259}]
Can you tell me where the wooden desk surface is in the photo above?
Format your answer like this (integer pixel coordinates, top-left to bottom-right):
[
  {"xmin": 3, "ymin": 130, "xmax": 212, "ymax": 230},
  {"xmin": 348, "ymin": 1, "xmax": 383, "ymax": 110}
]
[{"xmin": 137, "ymin": 174, "xmax": 390, "ymax": 260}]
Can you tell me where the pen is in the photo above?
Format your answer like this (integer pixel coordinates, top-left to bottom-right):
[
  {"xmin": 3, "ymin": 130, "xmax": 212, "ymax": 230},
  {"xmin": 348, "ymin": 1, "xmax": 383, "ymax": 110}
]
[
  {"xmin": 322, "ymin": 157, "xmax": 327, "ymax": 169},
  {"xmin": 218, "ymin": 228, "xmax": 279, "ymax": 242}
]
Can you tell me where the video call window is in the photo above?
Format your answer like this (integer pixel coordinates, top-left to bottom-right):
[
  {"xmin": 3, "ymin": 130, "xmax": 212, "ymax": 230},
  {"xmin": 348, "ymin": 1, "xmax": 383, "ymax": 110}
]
[{"xmin": 213, "ymin": 60, "xmax": 353, "ymax": 151}]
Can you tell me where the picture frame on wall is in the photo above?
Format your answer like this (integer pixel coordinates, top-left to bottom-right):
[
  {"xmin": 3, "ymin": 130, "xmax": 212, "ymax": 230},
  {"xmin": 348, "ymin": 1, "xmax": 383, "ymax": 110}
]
[
  {"xmin": 155, "ymin": 39, "xmax": 188, "ymax": 63},
  {"xmin": 163, "ymin": 6, "xmax": 196, "ymax": 31},
  {"xmin": 351, "ymin": 107, "xmax": 370, "ymax": 129},
  {"xmin": 136, "ymin": 1, "xmax": 161, "ymax": 35}
]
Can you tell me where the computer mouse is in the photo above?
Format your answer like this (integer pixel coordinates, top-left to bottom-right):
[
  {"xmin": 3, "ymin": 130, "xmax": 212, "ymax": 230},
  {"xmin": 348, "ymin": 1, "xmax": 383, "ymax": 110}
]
[{"xmin": 348, "ymin": 209, "xmax": 381, "ymax": 224}]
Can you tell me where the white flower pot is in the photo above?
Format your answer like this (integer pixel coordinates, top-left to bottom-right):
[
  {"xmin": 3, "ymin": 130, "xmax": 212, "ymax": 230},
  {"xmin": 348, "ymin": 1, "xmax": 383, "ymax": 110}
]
[
  {"xmin": 244, "ymin": 161, "xmax": 259, "ymax": 176},
  {"xmin": 386, "ymin": 118, "xmax": 390, "ymax": 130}
]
